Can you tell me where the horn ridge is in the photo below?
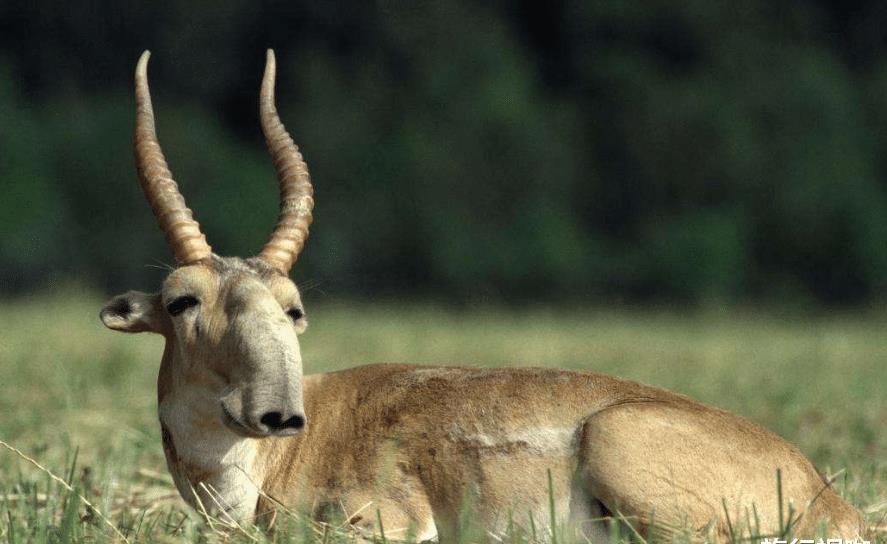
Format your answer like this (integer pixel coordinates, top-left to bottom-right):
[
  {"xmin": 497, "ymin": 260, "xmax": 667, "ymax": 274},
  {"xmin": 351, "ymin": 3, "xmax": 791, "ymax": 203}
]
[
  {"xmin": 133, "ymin": 50, "xmax": 212, "ymax": 265},
  {"xmin": 257, "ymin": 48, "xmax": 314, "ymax": 274}
]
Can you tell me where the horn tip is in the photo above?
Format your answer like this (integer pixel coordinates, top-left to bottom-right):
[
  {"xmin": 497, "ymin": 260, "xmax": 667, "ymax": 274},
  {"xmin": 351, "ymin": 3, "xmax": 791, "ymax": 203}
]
[
  {"xmin": 136, "ymin": 50, "xmax": 151, "ymax": 77},
  {"xmin": 262, "ymin": 49, "xmax": 277, "ymax": 96},
  {"xmin": 264, "ymin": 49, "xmax": 276, "ymax": 75}
]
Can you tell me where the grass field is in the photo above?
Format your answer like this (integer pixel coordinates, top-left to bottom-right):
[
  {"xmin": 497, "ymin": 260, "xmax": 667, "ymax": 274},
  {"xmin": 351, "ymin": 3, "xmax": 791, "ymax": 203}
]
[{"xmin": 0, "ymin": 291, "xmax": 884, "ymax": 542}]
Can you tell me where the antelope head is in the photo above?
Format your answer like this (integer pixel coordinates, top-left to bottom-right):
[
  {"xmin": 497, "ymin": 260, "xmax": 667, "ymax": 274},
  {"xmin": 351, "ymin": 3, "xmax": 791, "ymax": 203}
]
[{"xmin": 100, "ymin": 50, "xmax": 314, "ymax": 443}]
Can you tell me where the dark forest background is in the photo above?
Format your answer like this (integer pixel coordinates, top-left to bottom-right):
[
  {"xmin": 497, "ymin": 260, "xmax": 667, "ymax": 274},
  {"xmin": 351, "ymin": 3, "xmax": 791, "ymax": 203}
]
[{"xmin": 4, "ymin": 1, "xmax": 887, "ymax": 306}]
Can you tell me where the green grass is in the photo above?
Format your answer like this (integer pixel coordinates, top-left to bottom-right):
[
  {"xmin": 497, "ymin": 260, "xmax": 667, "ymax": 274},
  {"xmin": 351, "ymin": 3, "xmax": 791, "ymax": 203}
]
[{"xmin": 0, "ymin": 291, "xmax": 884, "ymax": 542}]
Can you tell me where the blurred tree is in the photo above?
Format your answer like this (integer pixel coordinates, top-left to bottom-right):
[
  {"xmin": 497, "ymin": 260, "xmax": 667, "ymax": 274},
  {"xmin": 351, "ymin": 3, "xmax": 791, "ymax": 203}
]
[{"xmin": 2, "ymin": 0, "xmax": 887, "ymax": 306}]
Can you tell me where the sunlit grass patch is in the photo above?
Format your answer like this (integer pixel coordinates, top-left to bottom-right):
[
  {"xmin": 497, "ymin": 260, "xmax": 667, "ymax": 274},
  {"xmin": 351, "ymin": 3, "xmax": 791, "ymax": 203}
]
[{"xmin": 0, "ymin": 292, "xmax": 884, "ymax": 542}]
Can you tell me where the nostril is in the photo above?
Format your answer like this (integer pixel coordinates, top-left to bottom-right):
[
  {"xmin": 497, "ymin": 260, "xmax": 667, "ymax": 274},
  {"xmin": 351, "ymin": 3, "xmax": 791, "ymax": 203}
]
[
  {"xmin": 260, "ymin": 412, "xmax": 305, "ymax": 431},
  {"xmin": 260, "ymin": 412, "xmax": 284, "ymax": 429},
  {"xmin": 282, "ymin": 414, "xmax": 305, "ymax": 430}
]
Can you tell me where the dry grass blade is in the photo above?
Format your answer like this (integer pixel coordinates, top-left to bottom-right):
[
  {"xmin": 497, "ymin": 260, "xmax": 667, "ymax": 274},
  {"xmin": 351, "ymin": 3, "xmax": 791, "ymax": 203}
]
[
  {"xmin": 136, "ymin": 467, "xmax": 174, "ymax": 485},
  {"xmin": 201, "ymin": 482, "xmax": 260, "ymax": 542},
  {"xmin": 614, "ymin": 510, "xmax": 648, "ymax": 544},
  {"xmin": 0, "ymin": 438, "xmax": 130, "ymax": 542},
  {"xmin": 866, "ymin": 500, "xmax": 887, "ymax": 515},
  {"xmin": 1, "ymin": 492, "xmax": 48, "ymax": 503}
]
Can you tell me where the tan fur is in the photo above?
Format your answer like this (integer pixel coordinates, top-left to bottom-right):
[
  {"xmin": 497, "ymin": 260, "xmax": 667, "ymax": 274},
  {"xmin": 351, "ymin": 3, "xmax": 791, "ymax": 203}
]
[{"xmin": 101, "ymin": 258, "xmax": 864, "ymax": 541}]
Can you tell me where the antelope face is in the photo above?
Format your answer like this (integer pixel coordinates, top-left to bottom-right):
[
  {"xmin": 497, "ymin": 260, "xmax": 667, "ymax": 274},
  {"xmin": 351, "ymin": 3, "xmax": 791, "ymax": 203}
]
[
  {"xmin": 100, "ymin": 50, "xmax": 314, "ymax": 440},
  {"xmin": 102, "ymin": 258, "xmax": 308, "ymax": 437}
]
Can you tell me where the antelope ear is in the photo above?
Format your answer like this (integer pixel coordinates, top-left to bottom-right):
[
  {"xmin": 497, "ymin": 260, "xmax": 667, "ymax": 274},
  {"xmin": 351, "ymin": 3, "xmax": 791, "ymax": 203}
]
[{"xmin": 100, "ymin": 291, "xmax": 164, "ymax": 333}]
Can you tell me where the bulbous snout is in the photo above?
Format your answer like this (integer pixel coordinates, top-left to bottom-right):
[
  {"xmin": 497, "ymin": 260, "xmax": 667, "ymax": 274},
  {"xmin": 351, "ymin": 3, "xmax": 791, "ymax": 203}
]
[
  {"xmin": 221, "ymin": 386, "xmax": 306, "ymax": 438},
  {"xmin": 219, "ymin": 279, "xmax": 307, "ymax": 438}
]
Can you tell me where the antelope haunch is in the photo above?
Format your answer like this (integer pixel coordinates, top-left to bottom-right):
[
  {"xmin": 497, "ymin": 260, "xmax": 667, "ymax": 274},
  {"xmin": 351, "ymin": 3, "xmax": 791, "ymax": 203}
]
[{"xmin": 101, "ymin": 50, "xmax": 864, "ymax": 542}]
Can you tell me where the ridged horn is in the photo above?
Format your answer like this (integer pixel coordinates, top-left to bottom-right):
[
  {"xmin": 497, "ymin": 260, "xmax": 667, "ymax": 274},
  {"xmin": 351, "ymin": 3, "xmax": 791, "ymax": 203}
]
[
  {"xmin": 257, "ymin": 49, "xmax": 314, "ymax": 274},
  {"xmin": 133, "ymin": 50, "xmax": 212, "ymax": 265}
]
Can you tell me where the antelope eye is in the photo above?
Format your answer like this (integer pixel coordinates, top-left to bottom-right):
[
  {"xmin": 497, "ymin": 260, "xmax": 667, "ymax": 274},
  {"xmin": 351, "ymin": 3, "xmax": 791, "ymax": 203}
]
[
  {"xmin": 167, "ymin": 295, "xmax": 199, "ymax": 316},
  {"xmin": 287, "ymin": 308, "xmax": 304, "ymax": 321}
]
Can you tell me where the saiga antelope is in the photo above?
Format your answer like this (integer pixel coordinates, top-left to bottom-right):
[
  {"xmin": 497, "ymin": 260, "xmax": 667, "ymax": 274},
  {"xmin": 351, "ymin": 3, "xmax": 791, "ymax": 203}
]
[{"xmin": 100, "ymin": 50, "xmax": 864, "ymax": 542}]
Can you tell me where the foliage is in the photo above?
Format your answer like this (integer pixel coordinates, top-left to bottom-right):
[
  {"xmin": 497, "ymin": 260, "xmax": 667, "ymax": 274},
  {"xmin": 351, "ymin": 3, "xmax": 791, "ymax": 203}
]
[{"xmin": 3, "ymin": 2, "xmax": 887, "ymax": 304}]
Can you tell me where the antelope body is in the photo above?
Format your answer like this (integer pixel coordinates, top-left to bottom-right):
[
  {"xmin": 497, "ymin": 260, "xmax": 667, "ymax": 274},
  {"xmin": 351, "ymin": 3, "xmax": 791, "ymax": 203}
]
[{"xmin": 101, "ymin": 50, "xmax": 864, "ymax": 542}]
